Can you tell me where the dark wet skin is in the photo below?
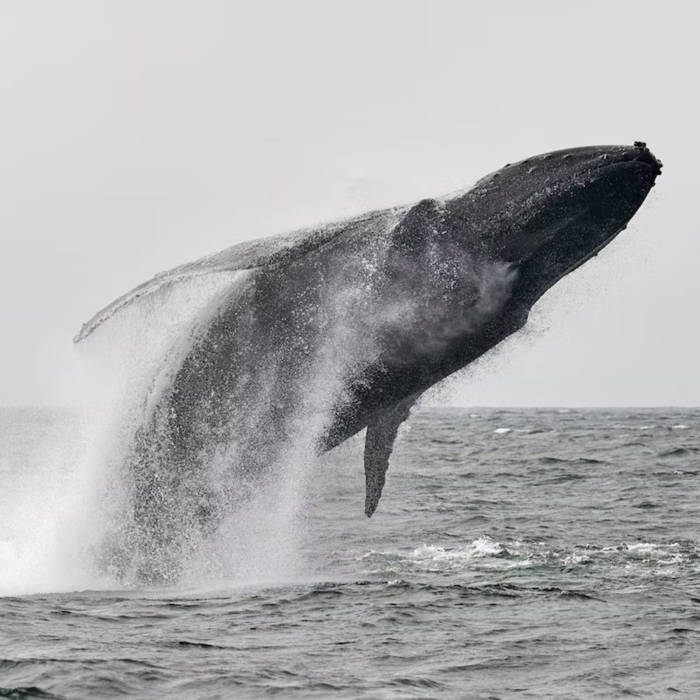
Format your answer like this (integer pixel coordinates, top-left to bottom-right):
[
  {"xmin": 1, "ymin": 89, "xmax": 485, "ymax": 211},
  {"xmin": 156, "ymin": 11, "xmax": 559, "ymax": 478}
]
[{"xmin": 93, "ymin": 143, "xmax": 661, "ymax": 582}]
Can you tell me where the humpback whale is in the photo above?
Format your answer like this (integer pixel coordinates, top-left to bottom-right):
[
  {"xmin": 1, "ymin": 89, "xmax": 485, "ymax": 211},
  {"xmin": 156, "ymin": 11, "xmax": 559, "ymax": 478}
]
[{"xmin": 77, "ymin": 143, "xmax": 661, "ymax": 581}]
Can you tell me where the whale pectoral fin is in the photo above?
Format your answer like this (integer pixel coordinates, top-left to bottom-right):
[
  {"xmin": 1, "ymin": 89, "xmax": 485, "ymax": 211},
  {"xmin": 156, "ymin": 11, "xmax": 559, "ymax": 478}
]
[
  {"xmin": 363, "ymin": 396, "xmax": 418, "ymax": 517},
  {"xmin": 74, "ymin": 207, "xmax": 397, "ymax": 343}
]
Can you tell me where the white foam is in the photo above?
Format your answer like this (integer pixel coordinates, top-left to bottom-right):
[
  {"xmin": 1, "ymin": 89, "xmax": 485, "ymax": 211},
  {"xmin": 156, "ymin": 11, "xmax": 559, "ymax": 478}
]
[
  {"xmin": 624, "ymin": 542, "xmax": 659, "ymax": 555},
  {"xmin": 396, "ymin": 537, "xmax": 508, "ymax": 569},
  {"xmin": 0, "ymin": 275, "xmax": 243, "ymax": 596},
  {"xmin": 0, "ymin": 411, "xmax": 114, "ymax": 595}
]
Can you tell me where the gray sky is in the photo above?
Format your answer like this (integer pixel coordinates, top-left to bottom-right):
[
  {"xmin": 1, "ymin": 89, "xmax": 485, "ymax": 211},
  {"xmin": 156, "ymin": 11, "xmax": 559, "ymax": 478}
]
[{"xmin": 0, "ymin": 0, "xmax": 697, "ymax": 406}]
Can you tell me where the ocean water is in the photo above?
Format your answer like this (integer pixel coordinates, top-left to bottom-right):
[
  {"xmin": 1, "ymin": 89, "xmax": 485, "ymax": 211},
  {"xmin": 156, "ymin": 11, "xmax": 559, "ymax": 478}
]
[{"xmin": 0, "ymin": 406, "xmax": 699, "ymax": 698}]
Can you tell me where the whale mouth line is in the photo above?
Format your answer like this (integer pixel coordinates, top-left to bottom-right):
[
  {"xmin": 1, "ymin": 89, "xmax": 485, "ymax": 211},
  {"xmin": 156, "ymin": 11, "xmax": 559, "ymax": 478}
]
[
  {"xmin": 597, "ymin": 155, "xmax": 663, "ymax": 179},
  {"xmin": 601, "ymin": 160, "xmax": 660, "ymax": 175}
]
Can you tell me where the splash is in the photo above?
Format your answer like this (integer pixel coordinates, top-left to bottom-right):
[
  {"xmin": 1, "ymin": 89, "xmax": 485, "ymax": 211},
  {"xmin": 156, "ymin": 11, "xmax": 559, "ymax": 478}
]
[
  {"xmin": 87, "ymin": 269, "xmax": 333, "ymax": 588},
  {"xmin": 0, "ymin": 408, "xmax": 108, "ymax": 595},
  {"xmin": 84, "ymin": 255, "xmax": 388, "ymax": 587},
  {"xmin": 0, "ymin": 274, "xmax": 250, "ymax": 594},
  {"xmin": 0, "ymin": 207, "xmax": 520, "ymax": 594}
]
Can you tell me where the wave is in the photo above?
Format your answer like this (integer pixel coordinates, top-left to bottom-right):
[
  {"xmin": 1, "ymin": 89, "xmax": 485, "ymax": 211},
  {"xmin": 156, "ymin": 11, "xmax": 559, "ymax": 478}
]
[{"xmin": 537, "ymin": 456, "xmax": 606, "ymax": 465}]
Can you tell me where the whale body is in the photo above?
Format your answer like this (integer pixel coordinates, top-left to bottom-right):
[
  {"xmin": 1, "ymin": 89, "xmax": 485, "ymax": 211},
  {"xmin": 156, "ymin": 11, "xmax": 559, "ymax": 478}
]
[{"xmin": 78, "ymin": 143, "xmax": 661, "ymax": 581}]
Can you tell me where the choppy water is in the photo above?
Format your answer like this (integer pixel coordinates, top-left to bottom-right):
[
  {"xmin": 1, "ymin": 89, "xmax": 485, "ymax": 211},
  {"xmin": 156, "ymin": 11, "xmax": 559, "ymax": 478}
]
[{"xmin": 1, "ymin": 407, "xmax": 699, "ymax": 698}]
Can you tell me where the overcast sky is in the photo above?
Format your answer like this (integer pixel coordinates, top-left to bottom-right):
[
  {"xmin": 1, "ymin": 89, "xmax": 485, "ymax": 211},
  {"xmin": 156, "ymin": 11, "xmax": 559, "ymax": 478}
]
[{"xmin": 0, "ymin": 0, "xmax": 697, "ymax": 407}]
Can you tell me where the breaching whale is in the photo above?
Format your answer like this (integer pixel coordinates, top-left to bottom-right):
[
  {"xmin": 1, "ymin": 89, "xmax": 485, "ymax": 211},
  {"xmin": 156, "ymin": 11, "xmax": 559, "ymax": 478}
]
[{"xmin": 77, "ymin": 142, "xmax": 661, "ymax": 581}]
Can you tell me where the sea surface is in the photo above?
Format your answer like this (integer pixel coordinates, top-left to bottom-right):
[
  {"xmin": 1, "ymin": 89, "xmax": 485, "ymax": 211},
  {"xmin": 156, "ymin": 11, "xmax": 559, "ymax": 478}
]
[{"xmin": 1, "ymin": 407, "xmax": 699, "ymax": 698}]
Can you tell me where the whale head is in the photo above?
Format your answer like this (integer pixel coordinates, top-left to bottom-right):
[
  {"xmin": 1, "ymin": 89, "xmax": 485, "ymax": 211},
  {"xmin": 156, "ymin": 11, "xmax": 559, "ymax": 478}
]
[{"xmin": 445, "ymin": 142, "xmax": 662, "ymax": 304}]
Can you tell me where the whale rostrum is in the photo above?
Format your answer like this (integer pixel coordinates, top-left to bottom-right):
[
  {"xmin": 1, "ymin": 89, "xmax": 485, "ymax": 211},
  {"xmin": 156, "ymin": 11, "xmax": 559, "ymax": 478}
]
[{"xmin": 78, "ymin": 143, "xmax": 661, "ymax": 581}]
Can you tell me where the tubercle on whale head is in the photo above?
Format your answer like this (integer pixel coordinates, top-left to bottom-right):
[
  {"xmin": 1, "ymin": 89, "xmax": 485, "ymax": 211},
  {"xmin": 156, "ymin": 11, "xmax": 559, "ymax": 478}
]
[{"xmin": 443, "ymin": 142, "xmax": 661, "ymax": 305}]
